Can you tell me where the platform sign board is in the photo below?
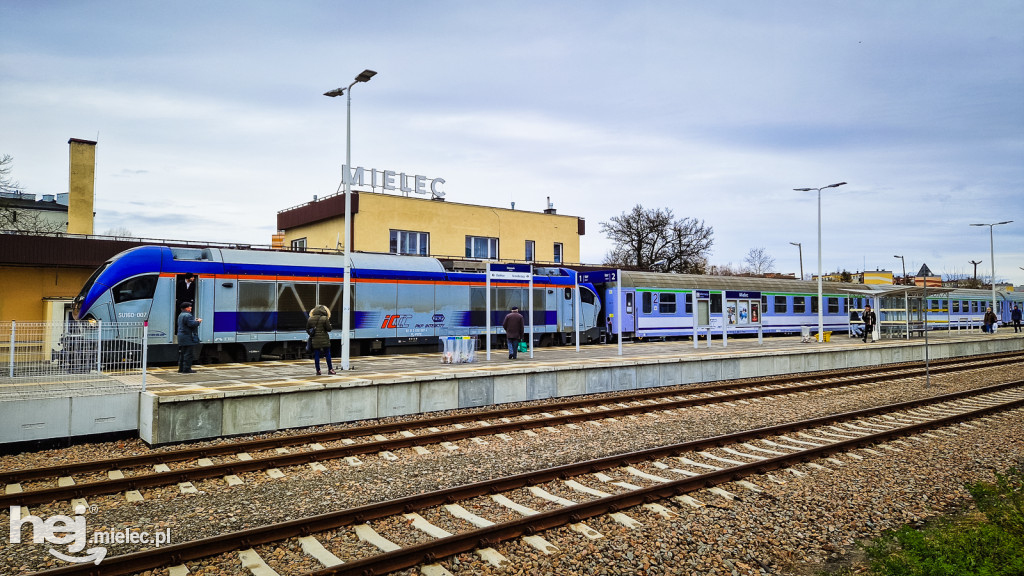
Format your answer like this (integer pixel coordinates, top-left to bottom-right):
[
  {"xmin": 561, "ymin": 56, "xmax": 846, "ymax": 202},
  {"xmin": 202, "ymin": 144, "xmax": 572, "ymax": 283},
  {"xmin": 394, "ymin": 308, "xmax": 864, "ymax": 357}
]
[
  {"xmin": 488, "ymin": 263, "xmax": 532, "ymax": 281},
  {"xmin": 485, "ymin": 263, "xmax": 534, "ymax": 360},
  {"xmin": 577, "ymin": 270, "xmax": 617, "ymax": 284},
  {"xmin": 694, "ymin": 290, "xmax": 710, "ymax": 299}
]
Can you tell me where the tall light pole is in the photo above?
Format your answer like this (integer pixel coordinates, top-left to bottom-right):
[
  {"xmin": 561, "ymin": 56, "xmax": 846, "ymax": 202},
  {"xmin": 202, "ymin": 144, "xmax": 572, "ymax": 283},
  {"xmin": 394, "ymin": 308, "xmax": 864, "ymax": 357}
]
[
  {"xmin": 789, "ymin": 242, "xmax": 803, "ymax": 280},
  {"xmin": 969, "ymin": 220, "xmax": 1012, "ymax": 316},
  {"xmin": 794, "ymin": 182, "xmax": 847, "ymax": 342},
  {"xmin": 893, "ymin": 255, "xmax": 905, "ymax": 285},
  {"xmin": 325, "ymin": 69, "xmax": 376, "ymax": 371}
]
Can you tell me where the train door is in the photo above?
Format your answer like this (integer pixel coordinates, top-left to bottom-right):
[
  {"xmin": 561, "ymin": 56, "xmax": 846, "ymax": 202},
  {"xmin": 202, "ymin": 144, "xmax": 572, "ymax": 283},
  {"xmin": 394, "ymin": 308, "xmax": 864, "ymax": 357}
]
[
  {"xmin": 604, "ymin": 288, "xmax": 636, "ymax": 335},
  {"xmin": 214, "ymin": 276, "xmax": 237, "ymax": 343},
  {"xmin": 560, "ymin": 287, "xmax": 574, "ymax": 332},
  {"xmin": 173, "ymin": 273, "xmax": 199, "ymax": 343}
]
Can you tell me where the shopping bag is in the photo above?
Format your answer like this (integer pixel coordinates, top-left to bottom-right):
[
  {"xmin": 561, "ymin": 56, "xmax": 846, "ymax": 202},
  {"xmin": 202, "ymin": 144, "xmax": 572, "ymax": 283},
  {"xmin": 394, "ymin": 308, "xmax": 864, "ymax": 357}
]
[{"xmin": 518, "ymin": 341, "xmax": 528, "ymax": 353}]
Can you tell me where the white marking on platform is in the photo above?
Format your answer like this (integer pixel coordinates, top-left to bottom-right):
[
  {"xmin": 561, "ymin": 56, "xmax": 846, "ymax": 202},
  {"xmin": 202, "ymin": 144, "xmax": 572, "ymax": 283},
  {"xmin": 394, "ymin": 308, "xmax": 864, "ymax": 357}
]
[{"xmin": 298, "ymin": 535, "xmax": 343, "ymax": 567}]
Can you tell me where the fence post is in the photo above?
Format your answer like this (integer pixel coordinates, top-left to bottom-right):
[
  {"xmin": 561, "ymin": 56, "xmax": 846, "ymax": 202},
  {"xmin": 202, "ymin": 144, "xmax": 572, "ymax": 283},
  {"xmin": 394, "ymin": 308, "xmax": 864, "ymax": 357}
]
[
  {"xmin": 96, "ymin": 320, "xmax": 103, "ymax": 373},
  {"xmin": 8, "ymin": 321, "xmax": 14, "ymax": 378},
  {"xmin": 141, "ymin": 321, "xmax": 149, "ymax": 392}
]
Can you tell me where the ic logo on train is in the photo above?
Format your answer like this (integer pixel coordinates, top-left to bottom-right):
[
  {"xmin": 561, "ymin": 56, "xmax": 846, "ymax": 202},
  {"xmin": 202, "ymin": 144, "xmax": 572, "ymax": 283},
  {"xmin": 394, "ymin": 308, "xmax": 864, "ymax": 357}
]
[{"xmin": 381, "ymin": 314, "xmax": 412, "ymax": 329}]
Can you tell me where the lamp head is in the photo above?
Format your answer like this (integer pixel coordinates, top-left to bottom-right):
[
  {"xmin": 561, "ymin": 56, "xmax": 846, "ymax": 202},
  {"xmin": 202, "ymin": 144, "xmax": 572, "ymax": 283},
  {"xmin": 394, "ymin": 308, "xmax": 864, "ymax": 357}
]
[
  {"xmin": 825, "ymin": 182, "xmax": 847, "ymax": 188},
  {"xmin": 793, "ymin": 188, "xmax": 813, "ymax": 192},
  {"xmin": 355, "ymin": 69, "xmax": 377, "ymax": 83},
  {"xmin": 323, "ymin": 88, "xmax": 345, "ymax": 98},
  {"xmin": 893, "ymin": 255, "xmax": 902, "ymax": 259}
]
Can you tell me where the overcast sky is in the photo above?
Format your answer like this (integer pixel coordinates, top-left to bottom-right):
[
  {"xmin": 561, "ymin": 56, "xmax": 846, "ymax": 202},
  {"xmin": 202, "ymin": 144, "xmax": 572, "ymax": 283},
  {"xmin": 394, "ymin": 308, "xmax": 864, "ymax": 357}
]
[{"xmin": 2, "ymin": 1, "xmax": 1022, "ymax": 285}]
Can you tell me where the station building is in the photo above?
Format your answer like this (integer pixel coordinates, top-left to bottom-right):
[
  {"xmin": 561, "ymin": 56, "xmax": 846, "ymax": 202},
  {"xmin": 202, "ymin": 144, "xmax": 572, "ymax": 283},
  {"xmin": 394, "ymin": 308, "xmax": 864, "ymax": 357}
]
[{"xmin": 275, "ymin": 167, "xmax": 585, "ymax": 265}]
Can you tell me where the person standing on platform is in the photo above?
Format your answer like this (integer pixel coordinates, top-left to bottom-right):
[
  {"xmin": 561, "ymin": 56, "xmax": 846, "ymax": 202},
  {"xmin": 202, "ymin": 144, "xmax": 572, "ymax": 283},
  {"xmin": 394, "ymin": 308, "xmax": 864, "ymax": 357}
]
[
  {"xmin": 1011, "ymin": 305, "xmax": 1022, "ymax": 333},
  {"xmin": 983, "ymin": 306, "xmax": 997, "ymax": 334},
  {"xmin": 502, "ymin": 306, "xmax": 525, "ymax": 360},
  {"xmin": 861, "ymin": 305, "xmax": 876, "ymax": 343},
  {"xmin": 176, "ymin": 301, "xmax": 202, "ymax": 373},
  {"xmin": 307, "ymin": 304, "xmax": 335, "ymax": 375}
]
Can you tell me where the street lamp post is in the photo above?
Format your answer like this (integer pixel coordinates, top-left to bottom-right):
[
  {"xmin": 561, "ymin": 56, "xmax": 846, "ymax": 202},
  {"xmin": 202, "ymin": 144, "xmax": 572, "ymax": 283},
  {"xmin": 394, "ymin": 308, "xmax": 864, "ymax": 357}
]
[
  {"xmin": 893, "ymin": 255, "xmax": 905, "ymax": 285},
  {"xmin": 793, "ymin": 182, "xmax": 847, "ymax": 342},
  {"xmin": 969, "ymin": 220, "xmax": 1013, "ymax": 317},
  {"xmin": 789, "ymin": 242, "xmax": 803, "ymax": 280},
  {"xmin": 324, "ymin": 69, "xmax": 377, "ymax": 371}
]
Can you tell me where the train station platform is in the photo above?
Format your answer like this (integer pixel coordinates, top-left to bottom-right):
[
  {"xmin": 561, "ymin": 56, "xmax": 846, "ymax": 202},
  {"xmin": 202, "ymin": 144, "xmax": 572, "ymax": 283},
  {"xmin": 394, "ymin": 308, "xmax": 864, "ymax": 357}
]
[{"xmin": 3, "ymin": 332, "xmax": 1023, "ymax": 447}]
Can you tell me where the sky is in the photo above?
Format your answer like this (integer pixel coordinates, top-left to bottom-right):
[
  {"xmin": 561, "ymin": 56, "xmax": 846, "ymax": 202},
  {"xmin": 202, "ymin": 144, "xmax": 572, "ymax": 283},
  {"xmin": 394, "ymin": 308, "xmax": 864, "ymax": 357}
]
[{"xmin": 2, "ymin": 1, "xmax": 1022, "ymax": 285}]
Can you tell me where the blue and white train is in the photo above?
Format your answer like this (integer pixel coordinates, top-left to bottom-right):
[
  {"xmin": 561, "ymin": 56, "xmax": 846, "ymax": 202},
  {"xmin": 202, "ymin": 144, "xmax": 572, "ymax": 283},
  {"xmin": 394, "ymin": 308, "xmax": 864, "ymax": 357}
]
[{"xmin": 72, "ymin": 246, "xmax": 601, "ymax": 363}]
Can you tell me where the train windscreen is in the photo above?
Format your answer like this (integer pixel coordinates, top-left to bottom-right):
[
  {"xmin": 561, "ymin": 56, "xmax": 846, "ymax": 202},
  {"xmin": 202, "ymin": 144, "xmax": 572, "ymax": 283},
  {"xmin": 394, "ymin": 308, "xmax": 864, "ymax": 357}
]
[{"xmin": 71, "ymin": 263, "xmax": 109, "ymax": 320}]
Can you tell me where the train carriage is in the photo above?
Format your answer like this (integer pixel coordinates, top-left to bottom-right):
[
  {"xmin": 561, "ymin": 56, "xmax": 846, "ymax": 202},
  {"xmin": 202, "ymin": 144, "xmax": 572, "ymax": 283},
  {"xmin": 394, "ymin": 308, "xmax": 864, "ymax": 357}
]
[{"xmin": 72, "ymin": 246, "xmax": 601, "ymax": 364}]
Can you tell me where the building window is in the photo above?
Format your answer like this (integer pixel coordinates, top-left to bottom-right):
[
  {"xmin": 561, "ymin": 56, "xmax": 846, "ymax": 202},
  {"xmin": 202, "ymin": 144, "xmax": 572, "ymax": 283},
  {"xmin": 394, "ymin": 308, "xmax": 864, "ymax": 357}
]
[
  {"xmin": 466, "ymin": 236, "xmax": 499, "ymax": 259},
  {"xmin": 390, "ymin": 230, "xmax": 429, "ymax": 255},
  {"xmin": 291, "ymin": 238, "xmax": 307, "ymax": 251},
  {"xmin": 553, "ymin": 242, "xmax": 563, "ymax": 263},
  {"xmin": 525, "ymin": 240, "xmax": 535, "ymax": 262}
]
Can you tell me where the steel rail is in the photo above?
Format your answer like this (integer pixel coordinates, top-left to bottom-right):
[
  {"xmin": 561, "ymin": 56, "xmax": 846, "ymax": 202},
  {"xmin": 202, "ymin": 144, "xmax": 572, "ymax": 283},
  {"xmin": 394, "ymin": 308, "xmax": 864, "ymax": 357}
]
[
  {"xmin": 3, "ymin": 351, "xmax": 1018, "ymax": 485},
  {"xmin": 3, "ymin": 356, "xmax": 1020, "ymax": 507},
  {"xmin": 27, "ymin": 380, "xmax": 1024, "ymax": 576}
]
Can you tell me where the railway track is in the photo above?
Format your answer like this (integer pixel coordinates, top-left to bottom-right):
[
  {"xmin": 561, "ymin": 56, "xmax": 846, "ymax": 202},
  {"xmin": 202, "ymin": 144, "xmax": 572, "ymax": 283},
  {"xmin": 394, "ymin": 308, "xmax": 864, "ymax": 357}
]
[
  {"xmin": 3, "ymin": 352, "xmax": 1021, "ymax": 508},
  {"xmin": 27, "ymin": 380, "xmax": 1024, "ymax": 576}
]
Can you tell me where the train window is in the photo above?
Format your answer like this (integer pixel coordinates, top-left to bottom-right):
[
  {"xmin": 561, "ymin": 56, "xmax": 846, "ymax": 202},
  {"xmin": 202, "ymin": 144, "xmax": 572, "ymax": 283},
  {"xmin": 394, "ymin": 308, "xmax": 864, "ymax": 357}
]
[
  {"xmin": 581, "ymin": 288, "xmax": 596, "ymax": 305},
  {"xmin": 793, "ymin": 296, "xmax": 806, "ymax": 314},
  {"xmin": 811, "ymin": 297, "xmax": 818, "ymax": 314},
  {"xmin": 710, "ymin": 294, "xmax": 722, "ymax": 313},
  {"xmin": 660, "ymin": 293, "xmax": 676, "ymax": 314},
  {"xmin": 642, "ymin": 292, "xmax": 652, "ymax": 314},
  {"xmin": 564, "ymin": 287, "xmax": 573, "ymax": 301},
  {"xmin": 238, "ymin": 282, "xmax": 277, "ymax": 332},
  {"xmin": 685, "ymin": 293, "xmax": 693, "ymax": 314},
  {"xmin": 774, "ymin": 296, "xmax": 787, "ymax": 314},
  {"xmin": 761, "ymin": 295, "xmax": 768, "ymax": 314},
  {"xmin": 112, "ymin": 274, "xmax": 158, "ymax": 303},
  {"xmin": 971, "ymin": 301, "xmax": 979, "ymax": 313},
  {"xmin": 843, "ymin": 298, "xmax": 848, "ymax": 314},
  {"xmin": 278, "ymin": 283, "xmax": 317, "ymax": 332},
  {"xmin": 319, "ymin": 283, "xmax": 344, "ymax": 322},
  {"xmin": 951, "ymin": 300, "xmax": 960, "ymax": 313},
  {"xmin": 827, "ymin": 298, "xmax": 839, "ymax": 314}
]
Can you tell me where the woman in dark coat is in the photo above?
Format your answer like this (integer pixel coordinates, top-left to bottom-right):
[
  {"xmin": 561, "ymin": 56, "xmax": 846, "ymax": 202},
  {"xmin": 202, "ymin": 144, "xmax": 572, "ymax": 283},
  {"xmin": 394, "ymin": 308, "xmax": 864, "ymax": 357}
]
[{"xmin": 306, "ymin": 305, "xmax": 335, "ymax": 375}]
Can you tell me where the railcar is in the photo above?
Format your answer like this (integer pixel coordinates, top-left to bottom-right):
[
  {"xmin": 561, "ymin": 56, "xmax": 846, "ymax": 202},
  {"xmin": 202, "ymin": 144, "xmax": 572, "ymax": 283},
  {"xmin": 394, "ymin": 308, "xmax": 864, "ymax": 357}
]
[
  {"xmin": 71, "ymin": 246, "xmax": 601, "ymax": 364},
  {"xmin": 591, "ymin": 272, "xmax": 864, "ymax": 340}
]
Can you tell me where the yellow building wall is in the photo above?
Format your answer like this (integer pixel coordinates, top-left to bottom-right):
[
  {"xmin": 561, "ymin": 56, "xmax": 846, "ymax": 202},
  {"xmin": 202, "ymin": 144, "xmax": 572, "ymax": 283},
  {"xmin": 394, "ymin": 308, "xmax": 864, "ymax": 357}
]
[
  {"xmin": 284, "ymin": 193, "xmax": 582, "ymax": 263},
  {"xmin": 863, "ymin": 271, "xmax": 894, "ymax": 285},
  {"xmin": 0, "ymin": 266, "xmax": 93, "ymax": 322},
  {"xmin": 67, "ymin": 139, "xmax": 96, "ymax": 235}
]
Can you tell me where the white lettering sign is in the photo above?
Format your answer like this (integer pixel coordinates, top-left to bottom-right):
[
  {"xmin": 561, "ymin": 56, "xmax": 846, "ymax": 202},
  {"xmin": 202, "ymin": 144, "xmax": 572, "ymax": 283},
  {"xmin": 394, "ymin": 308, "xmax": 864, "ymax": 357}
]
[{"xmin": 343, "ymin": 166, "xmax": 445, "ymax": 198}]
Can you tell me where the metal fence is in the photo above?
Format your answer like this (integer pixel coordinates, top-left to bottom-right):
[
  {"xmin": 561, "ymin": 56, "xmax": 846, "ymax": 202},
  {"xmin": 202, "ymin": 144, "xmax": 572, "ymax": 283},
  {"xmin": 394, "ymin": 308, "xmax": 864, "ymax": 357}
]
[{"xmin": 1, "ymin": 321, "xmax": 148, "ymax": 394}]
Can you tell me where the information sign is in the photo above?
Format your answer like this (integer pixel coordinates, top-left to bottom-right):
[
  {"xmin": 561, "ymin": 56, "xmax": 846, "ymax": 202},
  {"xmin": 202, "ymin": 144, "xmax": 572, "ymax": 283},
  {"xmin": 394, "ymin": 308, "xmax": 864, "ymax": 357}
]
[
  {"xmin": 577, "ymin": 269, "xmax": 618, "ymax": 284},
  {"xmin": 487, "ymin": 263, "xmax": 532, "ymax": 281},
  {"xmin": 725, "ymin": 291, "xmax": 761, "ymax": 299}
]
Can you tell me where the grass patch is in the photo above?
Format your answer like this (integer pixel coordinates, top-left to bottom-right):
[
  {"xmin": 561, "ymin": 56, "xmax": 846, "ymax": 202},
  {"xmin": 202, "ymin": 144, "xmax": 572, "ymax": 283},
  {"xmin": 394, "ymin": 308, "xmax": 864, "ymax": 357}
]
[{"xmin": 821, "ymin": 465, "xmax": 1024, "ymax": 576}]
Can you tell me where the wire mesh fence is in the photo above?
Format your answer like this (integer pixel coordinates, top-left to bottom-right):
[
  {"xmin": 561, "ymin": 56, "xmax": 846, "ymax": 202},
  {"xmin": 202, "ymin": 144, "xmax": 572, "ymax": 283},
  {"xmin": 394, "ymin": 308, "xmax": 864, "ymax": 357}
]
[{"xmin": 1, "ymin": 321, "xmax": 148, "ymax": 396}]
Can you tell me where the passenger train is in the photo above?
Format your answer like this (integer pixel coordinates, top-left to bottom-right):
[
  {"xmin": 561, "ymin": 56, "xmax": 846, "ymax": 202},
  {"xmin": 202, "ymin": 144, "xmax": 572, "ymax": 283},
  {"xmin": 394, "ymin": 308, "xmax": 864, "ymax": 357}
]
[
  {"xmin": 72, "ymin": 245, "xmax": 1023, "ymax": 364},
  {"xmin": 71, "ymin": 246, "xmax": 602, "ymax": 363}
]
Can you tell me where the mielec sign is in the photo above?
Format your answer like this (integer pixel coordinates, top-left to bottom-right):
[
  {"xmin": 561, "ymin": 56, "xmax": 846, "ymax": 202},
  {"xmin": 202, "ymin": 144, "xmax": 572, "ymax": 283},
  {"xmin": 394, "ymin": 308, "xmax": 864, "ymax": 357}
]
[{"xmin": 342, "ymin": 165, "xmax": 446, "ymax": 198}]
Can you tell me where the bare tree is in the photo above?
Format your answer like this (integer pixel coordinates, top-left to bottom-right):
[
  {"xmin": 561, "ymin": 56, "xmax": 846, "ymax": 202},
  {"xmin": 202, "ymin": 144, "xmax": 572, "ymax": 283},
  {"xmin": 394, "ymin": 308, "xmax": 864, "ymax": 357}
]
[
  {"xmin": 600, "ymin": 204, "xmax": 713, "ymax": 273},
  {"xmin": 743, "ymin": 247, "xmax": 776, "ymax": 275},
  {"xmin": 0, "ymin": 154, "xmax": 65, "ymax": 234},
  {"xmin": 102, "ymin": 226, "xmax": 135, "ymax": 240}
]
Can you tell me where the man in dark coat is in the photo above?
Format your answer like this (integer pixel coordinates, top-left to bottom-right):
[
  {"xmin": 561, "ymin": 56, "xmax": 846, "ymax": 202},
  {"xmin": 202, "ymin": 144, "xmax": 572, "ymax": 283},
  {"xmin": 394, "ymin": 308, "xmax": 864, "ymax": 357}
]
[
  {"xmin": 1012, "ymin": 305, "xmax": 1022, "ymax": 333},
  {"xmin": 176, "ymin": 301, "xmax": 202, "ymax": 373},
  {"xmin": 502, "ymin": 306, "xmax": 525, "ymax": 360},
  {"xmin": 861, "ymin": 305, "xmax": 876, "ymax": 343}
]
